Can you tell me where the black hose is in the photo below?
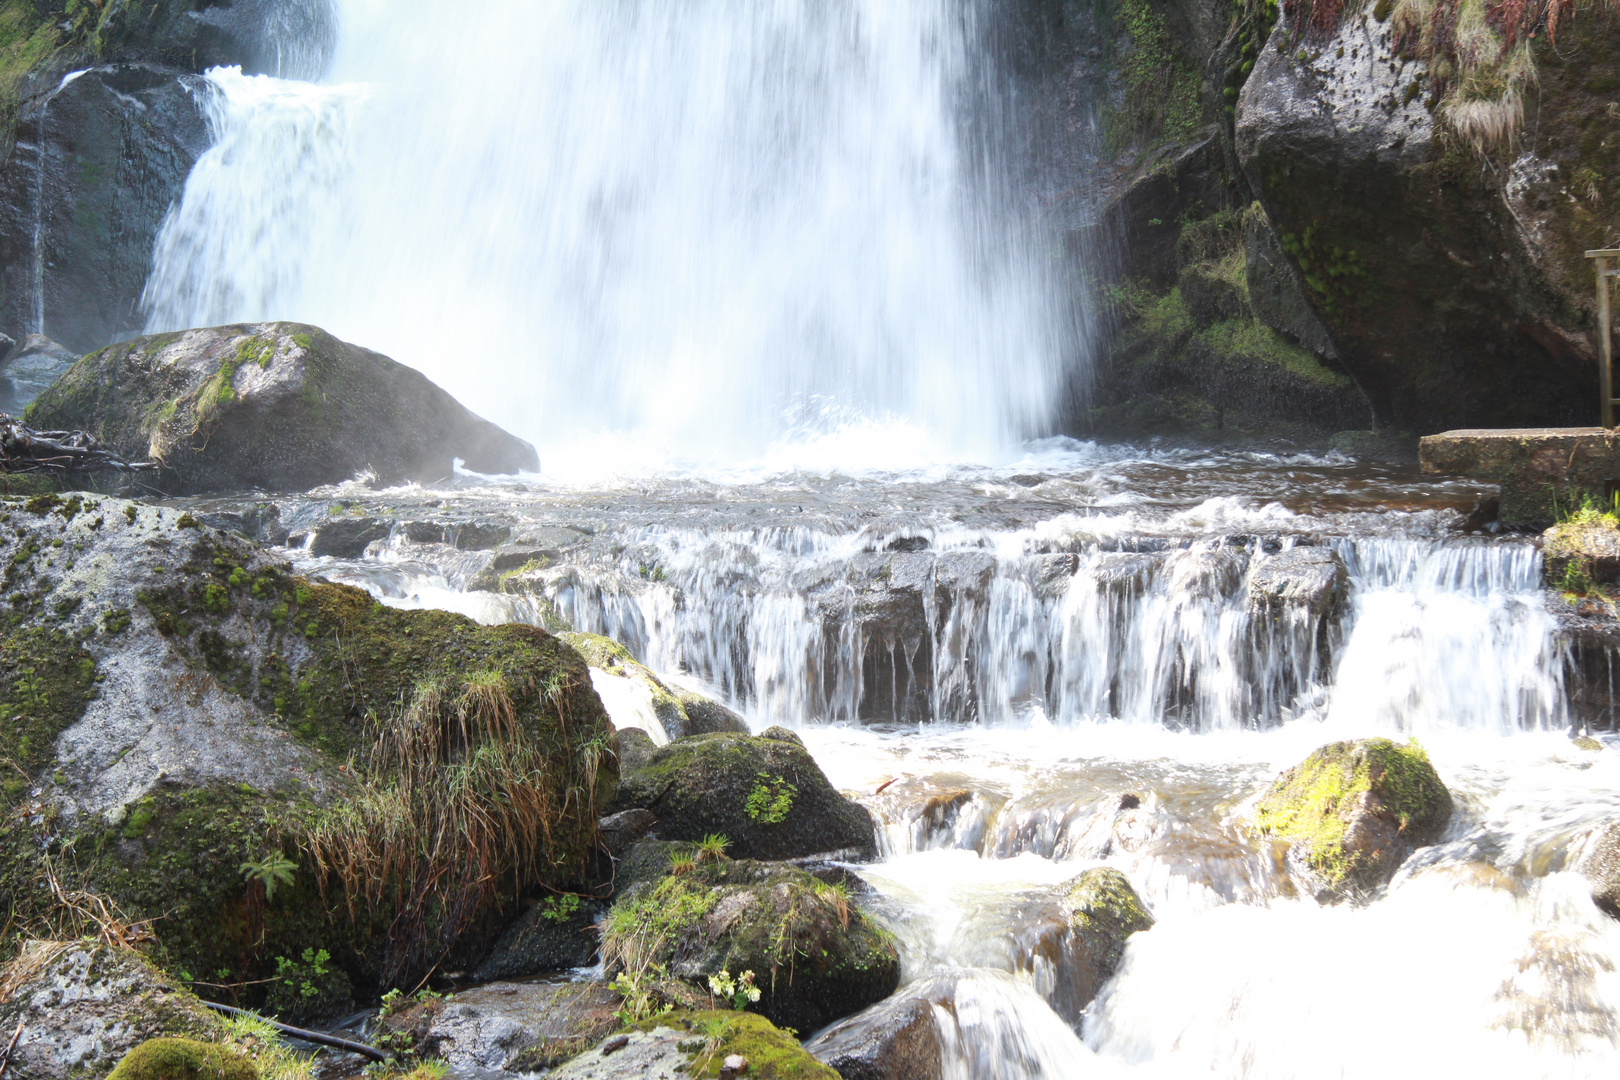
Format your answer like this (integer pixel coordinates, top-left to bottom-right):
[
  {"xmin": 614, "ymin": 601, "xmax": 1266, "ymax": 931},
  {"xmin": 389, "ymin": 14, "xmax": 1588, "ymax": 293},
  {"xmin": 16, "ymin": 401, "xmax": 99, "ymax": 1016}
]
[{"xmin": 199, "ymin": 1001, "xmax": 391, "ymax": 1062}]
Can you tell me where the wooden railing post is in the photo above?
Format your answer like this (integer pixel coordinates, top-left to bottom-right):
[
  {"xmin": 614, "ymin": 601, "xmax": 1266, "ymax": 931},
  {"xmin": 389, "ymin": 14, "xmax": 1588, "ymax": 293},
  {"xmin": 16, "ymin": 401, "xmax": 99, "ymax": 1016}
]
[{"xmin": 1589, "ymin": 248, "xmax": 1620, "ymax": 429}]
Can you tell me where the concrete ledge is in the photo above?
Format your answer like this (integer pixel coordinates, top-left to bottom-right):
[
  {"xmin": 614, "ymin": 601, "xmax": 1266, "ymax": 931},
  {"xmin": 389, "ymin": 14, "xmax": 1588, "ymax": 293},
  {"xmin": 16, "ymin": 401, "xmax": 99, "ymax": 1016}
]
[{"xmin": 1420, "ymin": 427, "xmax": 1620, "ymax": 523}]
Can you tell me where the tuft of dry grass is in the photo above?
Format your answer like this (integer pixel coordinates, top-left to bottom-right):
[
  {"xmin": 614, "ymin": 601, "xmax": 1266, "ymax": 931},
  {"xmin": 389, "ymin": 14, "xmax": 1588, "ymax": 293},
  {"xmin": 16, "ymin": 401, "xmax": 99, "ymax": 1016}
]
[{"xmin": 303, "ymin": 669, "xmax": 596, "ymax": 985}]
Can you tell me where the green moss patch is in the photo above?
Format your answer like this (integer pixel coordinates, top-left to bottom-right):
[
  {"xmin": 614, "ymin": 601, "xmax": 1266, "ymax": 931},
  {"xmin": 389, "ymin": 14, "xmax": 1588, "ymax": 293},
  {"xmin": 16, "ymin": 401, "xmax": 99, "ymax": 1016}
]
[
  {"xmin": 1255, "ymin": 738, "xmax": 1453, "ymax": 897},
  {"xmin": 108, "ymin": 1038, "xmax": 258, "ymax": 1080}
]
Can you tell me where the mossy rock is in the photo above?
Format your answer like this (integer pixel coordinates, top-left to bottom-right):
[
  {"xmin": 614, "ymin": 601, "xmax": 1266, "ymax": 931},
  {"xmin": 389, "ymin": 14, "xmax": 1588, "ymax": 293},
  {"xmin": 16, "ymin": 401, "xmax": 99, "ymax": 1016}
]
[
  {"xmin": 607, "ymin": 729, "xmax": 875, "ymax": 860},
  {"xmin": 602, "ymin": 860, "xmax": 900, "ymax": 1033},
  {"xmin": 0, "ymin": 943, "xmax": 222, "ymax": 1080},
  {"xmin": 107, "ymin": 1040, "xmax": 256, "ymax": 1080},
  {"xmin": 564, "ymin": 632, "xmax": 748, "ymax": 741},
  {"xmin": 1062, "ymin": 867, "xmax": 1155, "ymax": 1009},
  {"xmin": 25, "ymin": 324, "xmax": 537, "ymax": 495},
  {"xmin": 0, "ymin": 497, "xmax": 617, "ymax": 1001},
  {"xmin": 1255, "ymin": 739, "xmax": 1453, "ymax": 902},
  {"xmin": 1544, "ymin": 521, "xmax": 1620, "ymax": 590},
  {"xmin": 551, "ymin": 1010, "xmax": 837, "ymax": 1079}
]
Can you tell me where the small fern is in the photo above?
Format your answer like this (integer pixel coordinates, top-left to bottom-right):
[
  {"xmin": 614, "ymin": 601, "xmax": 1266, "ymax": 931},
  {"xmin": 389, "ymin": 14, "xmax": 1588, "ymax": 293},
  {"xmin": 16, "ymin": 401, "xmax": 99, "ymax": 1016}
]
[{"xmin": 240, "ymin": 850, "xmax": 298, "ymax": 902}]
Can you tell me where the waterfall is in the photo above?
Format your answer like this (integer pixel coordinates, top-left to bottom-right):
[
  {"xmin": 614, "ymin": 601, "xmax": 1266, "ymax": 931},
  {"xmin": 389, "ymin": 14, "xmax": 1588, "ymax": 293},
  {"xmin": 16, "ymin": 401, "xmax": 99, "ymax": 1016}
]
[
  {"xmin": 140, "ymin": 0, "xmax": 1082, "ymax": 467},
  {"xmin": 522, "ymin": 528, "xmax": 1565, "ymax": 736}
]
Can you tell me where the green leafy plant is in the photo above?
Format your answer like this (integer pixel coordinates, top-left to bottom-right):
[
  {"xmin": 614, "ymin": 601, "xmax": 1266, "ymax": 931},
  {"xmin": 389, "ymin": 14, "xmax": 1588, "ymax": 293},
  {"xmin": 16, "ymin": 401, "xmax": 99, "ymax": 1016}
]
[
  {"xmin": 612, "ymin": 967, "xmax": 673, "ymax": 1025},
  {"xmin": 744, "ymin": 773, "xmax": 796, "ymax": 824},
  {"xmin": 240, "ymin": 850, "xmax": 298, "ymax": 902},
  {"xmin": 538, "ymin": 892, "xmax": 582, "ymax": 924},
  {"xmin": 707, "ymin": 969, "xmax": 761, "ymax": 1011},
  {"xmin": 274, "ymin": 948, "xmax": 332, "ymax": 1001},
  {"xmin": 668, "ymin": 854, "xmax": 697, "ymax": 876}
]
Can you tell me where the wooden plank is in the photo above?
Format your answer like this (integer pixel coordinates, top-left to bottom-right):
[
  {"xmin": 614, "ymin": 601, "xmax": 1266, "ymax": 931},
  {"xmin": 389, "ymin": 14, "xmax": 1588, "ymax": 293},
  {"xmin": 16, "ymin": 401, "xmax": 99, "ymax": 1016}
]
[{"xmin": 1589, "ymin": 248, "xmax": 1620, "ymax": 258}]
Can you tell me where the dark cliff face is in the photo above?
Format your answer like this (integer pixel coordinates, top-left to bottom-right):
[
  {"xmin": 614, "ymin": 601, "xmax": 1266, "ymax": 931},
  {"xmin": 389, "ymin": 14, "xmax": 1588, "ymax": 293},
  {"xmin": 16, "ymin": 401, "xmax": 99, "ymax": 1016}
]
[
  {"xmin": 0, "ymin": 0, "xmax": 335, "ymax": 352},
  {"xmin": 1236, "ymin": 5, "xmax": 1620, "ymax": 433}
]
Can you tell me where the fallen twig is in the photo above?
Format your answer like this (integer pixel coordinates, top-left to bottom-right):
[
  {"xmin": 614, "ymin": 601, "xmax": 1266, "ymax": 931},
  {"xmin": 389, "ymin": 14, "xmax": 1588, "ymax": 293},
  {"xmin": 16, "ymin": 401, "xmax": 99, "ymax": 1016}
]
[
  {"xmin": 0, "ymin": 1016, "xmax": 25, "ymax": 1080},
  {"xmin": 0, "ymin": 414, "xmax": 156, "ymax": 476},
  {"xmin": 200, "ymin": 1002, "xmax": 389, "ymax": 1062}
]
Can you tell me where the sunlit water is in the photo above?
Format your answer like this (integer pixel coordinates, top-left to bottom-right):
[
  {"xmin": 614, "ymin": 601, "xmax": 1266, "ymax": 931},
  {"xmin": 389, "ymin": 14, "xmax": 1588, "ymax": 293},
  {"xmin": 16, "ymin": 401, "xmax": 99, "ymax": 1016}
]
[
  {"xmin": 141, "ymin": 0, "xmax": 1080, "ymax": 466},
  {"xmin": 166, "ymin": 447, "xmax": 1620, "ymax": 1078}
]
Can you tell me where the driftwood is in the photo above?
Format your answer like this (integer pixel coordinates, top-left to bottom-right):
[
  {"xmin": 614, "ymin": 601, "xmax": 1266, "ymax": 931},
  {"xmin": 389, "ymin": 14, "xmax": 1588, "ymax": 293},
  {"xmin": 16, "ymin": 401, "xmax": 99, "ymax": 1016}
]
[{"xmin": 0, "ymin": 414, "xmax": 156, "ymax": 476}]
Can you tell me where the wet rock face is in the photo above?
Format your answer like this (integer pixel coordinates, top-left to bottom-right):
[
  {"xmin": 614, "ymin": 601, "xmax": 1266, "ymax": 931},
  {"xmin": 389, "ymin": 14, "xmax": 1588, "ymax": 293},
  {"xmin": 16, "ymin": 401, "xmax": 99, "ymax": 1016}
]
[
  {"xmin": 1544, "ymin": 521, "xmax": 1620, "ymax": 590},
  {"xmin": 1059, "ymin": 867, "xmax": 1155, "ymax": 1012},
  {"xmin": 473, "ymin": 896, "xmax": 606, "ymax": 982},
  {"xmin": 97, "ymin": 0, "xmax": 337, "ymax": 80},
  {"xmin": 1579, "ymin": 820, "xmax": 1620, "ymax": 920},
  {"xmin": 394, "ymin": 981, "xmax": 621, "ymax": 1074},
  {"xmin": 24, "ymin": 323, "xmax": 539, "ymax": 494},
  {"xmin": 607, "ymin": 729, "xmax": 877, "ymax": 860},
  {"xmin": 0, "ymin": 943, "xmax": 218, "ymax": 1080},
  {"xmin": 1248, "ymin": 546, "xmax": 1347, "ymax": 619},
  {"xmin": 0, "ymin": 65, "xmax": 209, "ymax": 354},
  {"xmin": 804, "ymin": 977, "xmax": 951, "ymax": 1080},
  {"xmin": 1255, "ymin": 738, "xmax": 1453, "ymax": 903},
  {"xmin": 1236, "ymin": 7, "xmax": 1620, "ymax": 432},
  {"xmin": 603, "ymin": 860, "xmax": 901, "ymax": 1034}
]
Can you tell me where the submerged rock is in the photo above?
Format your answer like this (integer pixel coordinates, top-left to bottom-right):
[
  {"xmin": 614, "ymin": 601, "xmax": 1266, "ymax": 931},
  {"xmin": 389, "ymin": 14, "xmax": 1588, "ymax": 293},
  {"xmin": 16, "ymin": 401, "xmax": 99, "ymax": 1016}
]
[
  {"xmin": 0, "ymin": 942, "xmax": 219, "ymax": 1080},
  {"xmin": 1255, "ymin": 738, "xmax": 1453, "ymax": 902},
  {"xmin": 602, "ymin": 860, "xmax": 901, "ymax": 1033},
  {"xmin": 608, "ymin": 729, "xmax": 876, "ymax": 860},
  {"xmin": 24, "ymin": 324, "xmax": 538, "ymax": 495},
  {"xmin": 0, "ymin": 495, "xmax": 615, "ymax": 1001},
  {"xmin": 565, "ymin": 632, "xmax": 748, "ymax": 742},
  {"xmin": 1248, "ymin": 546, "xmax": 1347, "ymax": 619}
]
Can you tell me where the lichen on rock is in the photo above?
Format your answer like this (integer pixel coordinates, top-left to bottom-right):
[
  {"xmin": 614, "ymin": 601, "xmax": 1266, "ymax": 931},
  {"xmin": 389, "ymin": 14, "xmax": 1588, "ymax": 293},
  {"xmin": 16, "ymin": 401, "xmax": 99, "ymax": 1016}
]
[{"xmin": 1255, "ymin": 738, "xmax": 1453, "ymax": 902}]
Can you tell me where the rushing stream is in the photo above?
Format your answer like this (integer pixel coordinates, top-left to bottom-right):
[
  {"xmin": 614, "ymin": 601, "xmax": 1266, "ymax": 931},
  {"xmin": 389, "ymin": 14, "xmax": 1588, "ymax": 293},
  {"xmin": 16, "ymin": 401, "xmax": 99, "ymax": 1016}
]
[
  {"xmin": 124, "ymin": 0, "xmax": 1620, "ymax": 1075},
  {"xmin": 167, "ymin": 448, "xmax": 1620, "ymax": 1079}
]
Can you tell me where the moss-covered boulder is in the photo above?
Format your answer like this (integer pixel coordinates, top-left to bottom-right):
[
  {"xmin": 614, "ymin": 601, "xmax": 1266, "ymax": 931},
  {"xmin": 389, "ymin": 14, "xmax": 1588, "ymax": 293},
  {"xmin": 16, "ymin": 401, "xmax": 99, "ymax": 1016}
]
[
  {"xmin": 0, "ymin": 943, "xmax": 220, "ymax": 1080},
  {"xmin": 1062, "ymin": 867, "xmax": 1154, "ymax": 1007},
  {"xmin": 564, "ymin": 633, "xmax": 748, "ymax": 742},
  {"xmin": 608, "ymin": 729, "xmax": 875, "ymax": 860},
  {"xmin": 106, "ymin": 1039, "xmax": 256, "ymax": 1080},
  {"xmin": 1545, "ymin": 519, "xmax": 1620, "ymax": 592},
  {"xmin": 0, "ymin": 496, "xmax": 616, "ymax": 1002},
  {"xmin": 550, "ymin": 1010, "xmax": 838, "ymax": 1080},
  {"xmin": 24, "ymin": 324, "xmax": 538, "ymax": 495},
  {"xmin": 1255, "ymin": 739, "xmax": 1453, "ymax": 902},
  {"xmin": 603, "ymin": 859, "xmax": 901, "ymax": 1033}
]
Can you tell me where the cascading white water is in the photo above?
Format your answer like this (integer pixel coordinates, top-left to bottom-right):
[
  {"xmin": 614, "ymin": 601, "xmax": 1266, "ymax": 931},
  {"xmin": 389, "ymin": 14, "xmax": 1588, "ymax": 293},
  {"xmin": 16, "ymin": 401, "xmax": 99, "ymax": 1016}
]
[
  {"xmin": 526, "ymin": 526, "xmax": 1566, "ymax": 736},
  {"xmin": 140, "ymin": 0, "xmax": 1079, "ymax": 469}
]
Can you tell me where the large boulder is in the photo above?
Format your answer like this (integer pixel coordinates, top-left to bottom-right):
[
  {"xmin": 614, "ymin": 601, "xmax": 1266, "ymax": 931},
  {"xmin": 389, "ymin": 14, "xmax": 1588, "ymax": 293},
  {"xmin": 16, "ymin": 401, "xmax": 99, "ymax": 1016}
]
[
  {"xmin": 1255, "ymin": 738, "xmax": 1453, "ymax": 902},
  {"xmin": 0, "ymin": 942, "xmax": 220, "ymax": 1080},
  {"xmin": 0, "ymin": 495, "xmax": 615, "ymax": 1001},
  {"xmin": 565, "ymin": 633, "xmax": 749, "ymax": 743},
  {"xmin": 473, "ymin": 895, "xmax": 607, "ymax": 982},
  {"xmin": 602, "ymin": 860, "xmax": 901, "ymax": 1033},
  {"xmin": 24, "ymin": 324, "xmax": 539, "ymax": 494},
  {"xmin": 608, "ymin": 729, "xmax": 876, "ymax": 860},
  {"xmin": 1235, "ymin": 4, "xmax": 1620, "ymax": 431},
  {"xmin": 1057, "ymin": 867, "xmax": 1155, "ymax": 1013}
]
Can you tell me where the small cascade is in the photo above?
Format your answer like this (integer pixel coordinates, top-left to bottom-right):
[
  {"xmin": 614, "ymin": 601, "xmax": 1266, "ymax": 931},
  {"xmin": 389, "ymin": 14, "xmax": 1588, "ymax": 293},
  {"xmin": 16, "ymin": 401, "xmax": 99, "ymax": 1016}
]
[
  {"xmin": 525, "ymin": 528, "xmax": 1562, "ymax": 736},
  {"xmin": 28, "ymin": 69, "xmax": 88, "ymax": 335}
]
